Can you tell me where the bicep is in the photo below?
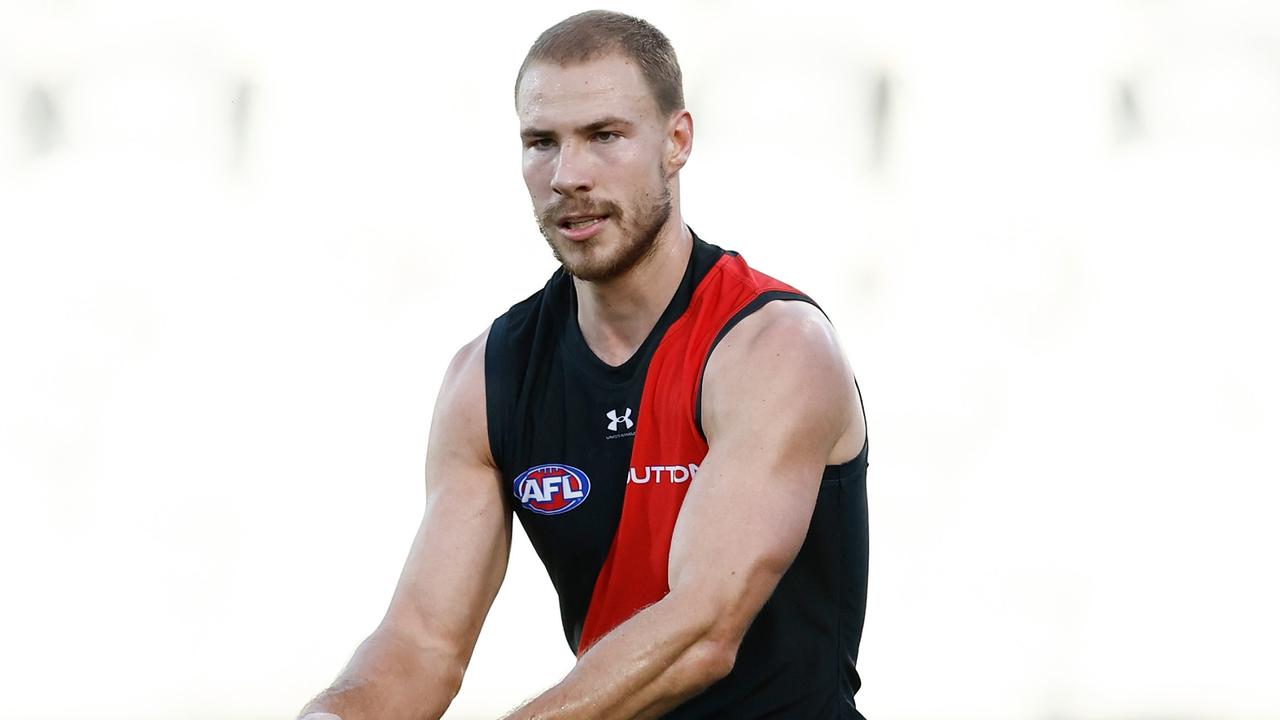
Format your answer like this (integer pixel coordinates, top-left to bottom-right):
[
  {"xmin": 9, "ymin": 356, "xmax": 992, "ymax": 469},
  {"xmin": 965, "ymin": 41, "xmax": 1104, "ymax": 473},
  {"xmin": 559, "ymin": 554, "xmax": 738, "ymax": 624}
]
[
  {"xmin": 667, "ymin": 302, "xmax": 854, "ymax": 643},
  {"xmin": 380, "ymin": 329, "xmax": 512, "ymax": 662}
]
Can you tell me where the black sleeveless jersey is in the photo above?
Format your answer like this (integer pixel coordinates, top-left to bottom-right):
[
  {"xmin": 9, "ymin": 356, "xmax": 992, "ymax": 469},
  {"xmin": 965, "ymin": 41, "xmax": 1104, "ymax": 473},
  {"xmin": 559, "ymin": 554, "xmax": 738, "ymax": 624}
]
[{"xmin": 484, "ymin": 230, "xmax": 869, "ymax": 718}]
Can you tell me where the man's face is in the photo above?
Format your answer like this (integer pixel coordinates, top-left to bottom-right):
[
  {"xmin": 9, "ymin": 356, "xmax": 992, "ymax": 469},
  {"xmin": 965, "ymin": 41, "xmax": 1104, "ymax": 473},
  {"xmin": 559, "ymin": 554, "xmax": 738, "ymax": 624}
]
[{"xmin": 517, "ymin": 53, "xmax": 674, "ymax": 282}]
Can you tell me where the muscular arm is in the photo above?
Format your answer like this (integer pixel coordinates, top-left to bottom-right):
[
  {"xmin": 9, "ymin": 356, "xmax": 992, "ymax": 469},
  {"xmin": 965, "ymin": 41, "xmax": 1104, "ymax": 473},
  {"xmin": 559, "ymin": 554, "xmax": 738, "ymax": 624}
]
[
  {"xmin": 502, "ymin": 301, "xmax": 864, "ymax": 720},
  {"xmin": 299, "ymin": 329, "xmax": 511, "ymax": 720}
]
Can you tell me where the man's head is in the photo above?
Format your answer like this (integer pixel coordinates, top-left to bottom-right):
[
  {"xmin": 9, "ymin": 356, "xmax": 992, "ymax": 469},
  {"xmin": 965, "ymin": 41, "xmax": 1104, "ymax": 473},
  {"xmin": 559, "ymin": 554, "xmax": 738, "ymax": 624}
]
[{"xmin": 515, "ymin": 10, "xmax": 692, "ymax": 283}]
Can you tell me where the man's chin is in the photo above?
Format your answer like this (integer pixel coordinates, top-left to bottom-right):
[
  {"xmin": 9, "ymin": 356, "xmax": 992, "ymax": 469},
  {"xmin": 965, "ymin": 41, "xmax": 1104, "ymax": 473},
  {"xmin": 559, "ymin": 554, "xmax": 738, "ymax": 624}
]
[
  {"xmin": 560, "ymin": 253, "xmax": 611, "ymax": 282},
  {"xmin": 543, "ymin": 221, "xmax": 655, "ymax": 283}
]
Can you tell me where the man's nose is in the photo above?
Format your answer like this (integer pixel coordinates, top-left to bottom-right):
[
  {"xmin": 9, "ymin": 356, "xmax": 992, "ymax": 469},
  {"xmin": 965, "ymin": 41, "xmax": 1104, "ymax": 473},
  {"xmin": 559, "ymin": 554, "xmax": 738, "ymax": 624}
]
[{"xmin": 550, "ymin": 141, "xmax": 593, "ymax": 196}]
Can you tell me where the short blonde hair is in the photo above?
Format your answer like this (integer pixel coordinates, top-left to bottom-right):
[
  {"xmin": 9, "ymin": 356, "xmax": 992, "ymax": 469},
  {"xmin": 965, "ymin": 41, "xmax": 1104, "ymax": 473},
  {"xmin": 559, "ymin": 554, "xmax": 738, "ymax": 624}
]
[{"xmin": 515, "ymin": 10, "xmax": 685, "ymax": 115}]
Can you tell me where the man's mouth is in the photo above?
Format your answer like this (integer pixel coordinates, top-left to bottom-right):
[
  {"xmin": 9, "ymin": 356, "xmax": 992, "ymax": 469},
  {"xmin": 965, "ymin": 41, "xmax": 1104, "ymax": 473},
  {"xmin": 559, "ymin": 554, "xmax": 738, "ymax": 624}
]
[
  {"xmin": 559, "ymin": 215, "xmax": 608, "ymax": 230},
  {"xmin": 554, "ymin": 214, "xmax": 611, "ymax": 242}
]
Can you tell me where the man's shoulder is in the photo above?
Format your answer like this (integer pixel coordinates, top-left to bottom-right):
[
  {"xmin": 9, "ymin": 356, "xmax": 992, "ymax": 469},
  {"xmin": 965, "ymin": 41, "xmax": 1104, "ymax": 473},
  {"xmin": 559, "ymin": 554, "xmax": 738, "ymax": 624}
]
[
  {"xmin": 699, "ymin": 297, "xmax": 857, "ymax": 464},
  {"xmin": 712, "ymin": 298, "xmax": 839, "ymax": 369},
  {"xmin": 689, "ymin": 247, "xmax": 835, "ymax": 372},
  {"xmin": 442, "ymin": 327, "xmax": 490, "ymax": 396}
]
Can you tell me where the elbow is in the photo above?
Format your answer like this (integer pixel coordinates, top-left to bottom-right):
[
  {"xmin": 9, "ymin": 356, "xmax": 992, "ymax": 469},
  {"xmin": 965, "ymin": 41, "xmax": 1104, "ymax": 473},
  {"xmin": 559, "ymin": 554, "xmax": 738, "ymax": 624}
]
[
  {"xmin": 670, "ymin": 579, "xmax": 778, "ymax": 688},
  {"xmin": 665, "ymin": 560, "xmax": 782, "ymax": 691},
  {"xmin": 364, "ymin": 624, "xmax": 469, "ymax": 703},
  {"xmin": 681, "ymin": 637, "xmax": 739, "ymax": 689},
  {"xmin": 414, "ymin": 645, "xmax": 468, "ymax": 702},
  {"xmin": 430, "ymin": 656, "xmax": 467, "ymax": 700}
]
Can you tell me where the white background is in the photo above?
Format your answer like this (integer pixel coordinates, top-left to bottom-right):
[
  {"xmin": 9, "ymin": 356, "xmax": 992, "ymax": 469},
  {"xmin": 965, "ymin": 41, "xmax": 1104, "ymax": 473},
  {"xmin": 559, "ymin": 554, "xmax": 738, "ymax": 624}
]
[{"xmin": 2, "ymin": 1, "xmax": 1278, "ymax": 718}]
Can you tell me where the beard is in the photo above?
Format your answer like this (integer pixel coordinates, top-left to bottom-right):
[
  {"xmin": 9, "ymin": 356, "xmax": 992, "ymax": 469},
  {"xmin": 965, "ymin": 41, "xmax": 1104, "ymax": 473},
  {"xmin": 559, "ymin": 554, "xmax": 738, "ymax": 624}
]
[{"xmin": 536, "ymin": 179, "xmax": 672, "ymax": 283}]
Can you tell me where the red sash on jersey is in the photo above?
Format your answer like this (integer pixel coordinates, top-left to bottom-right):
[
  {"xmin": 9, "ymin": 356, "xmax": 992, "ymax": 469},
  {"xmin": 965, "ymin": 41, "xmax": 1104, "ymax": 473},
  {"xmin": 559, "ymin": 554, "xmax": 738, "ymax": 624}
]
[{"xmin": 576, "ymin": 252, "xmax": 804, "ymax": 655}]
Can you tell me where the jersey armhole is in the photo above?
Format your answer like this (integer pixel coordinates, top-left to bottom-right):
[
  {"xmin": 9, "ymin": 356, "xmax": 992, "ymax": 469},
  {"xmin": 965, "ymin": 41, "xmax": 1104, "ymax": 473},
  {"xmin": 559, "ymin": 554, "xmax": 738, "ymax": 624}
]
[
  {"xmin": 693, "ymin": 291, "xmax": 825, "ymax": 443},
  {"xmin": 483, "ymin": 316, "xmax": 507, "ymax": 477}
]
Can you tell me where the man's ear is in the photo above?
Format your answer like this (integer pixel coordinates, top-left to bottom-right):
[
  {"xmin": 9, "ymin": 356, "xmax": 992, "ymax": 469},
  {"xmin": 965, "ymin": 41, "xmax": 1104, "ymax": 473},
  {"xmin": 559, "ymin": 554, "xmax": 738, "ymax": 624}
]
[{"xmin": 665, "ymin": 109, "xmax": 694, "ymax": 177}]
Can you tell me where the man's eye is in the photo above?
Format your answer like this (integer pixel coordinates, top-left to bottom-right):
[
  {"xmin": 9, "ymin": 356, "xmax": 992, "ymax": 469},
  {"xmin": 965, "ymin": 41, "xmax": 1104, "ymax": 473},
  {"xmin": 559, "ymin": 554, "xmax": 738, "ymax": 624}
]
[
  {"xmin": 593, "ymin": 131, "xmax": 619, "ymax": 143},
  {"xmin": 528, "ymin": 138, "xmax": 555, "ymax": 150}
]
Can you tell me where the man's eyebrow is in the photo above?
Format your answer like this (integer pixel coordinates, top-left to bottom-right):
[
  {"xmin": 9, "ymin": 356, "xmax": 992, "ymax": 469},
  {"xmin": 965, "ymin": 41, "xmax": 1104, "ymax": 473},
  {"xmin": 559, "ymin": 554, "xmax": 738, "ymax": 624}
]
[
  {"xmin": 520, "ymin": 117, "xmax": 634, "ymax": 140},
  {"xmin": 579, "ymin": 117, "xmax": 633, "ymax": 133},
  {"xmin": 520, "ymin": 126, "xmax": 554, "ymax": 140}
]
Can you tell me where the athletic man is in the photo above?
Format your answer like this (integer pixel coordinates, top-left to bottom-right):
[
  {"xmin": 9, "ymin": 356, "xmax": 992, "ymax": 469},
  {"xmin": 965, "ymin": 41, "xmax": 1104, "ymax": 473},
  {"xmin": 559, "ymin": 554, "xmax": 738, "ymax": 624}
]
[{"xmin": 299, "ymin": 10, "xmax": 868, "ymax": 720}]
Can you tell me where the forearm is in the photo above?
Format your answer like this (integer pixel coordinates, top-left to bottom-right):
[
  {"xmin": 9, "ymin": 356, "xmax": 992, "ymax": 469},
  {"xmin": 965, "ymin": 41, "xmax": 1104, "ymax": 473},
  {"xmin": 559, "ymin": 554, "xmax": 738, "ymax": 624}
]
[
  {"xmin": 300, "ymin": 627, "xmax": 465, "ymax": 720},
  {"xmin": 502, "ymin": 589, "xmax": 732, "ymax": 720}
]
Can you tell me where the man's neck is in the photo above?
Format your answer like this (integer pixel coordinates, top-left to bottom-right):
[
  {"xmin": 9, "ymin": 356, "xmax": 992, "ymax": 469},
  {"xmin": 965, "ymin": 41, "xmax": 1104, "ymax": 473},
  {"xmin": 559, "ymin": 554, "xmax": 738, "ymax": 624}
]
[{"xmin": 573, "ymin": 219, "xmax": 693, "ymax": 367}]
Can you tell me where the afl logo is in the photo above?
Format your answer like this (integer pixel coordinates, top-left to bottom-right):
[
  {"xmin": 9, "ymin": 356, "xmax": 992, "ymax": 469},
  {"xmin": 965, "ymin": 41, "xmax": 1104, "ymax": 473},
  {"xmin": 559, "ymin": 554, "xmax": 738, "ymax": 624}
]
[{"xmin": 513, "ymin": 464, "xmax": 591, "ymax": 516}]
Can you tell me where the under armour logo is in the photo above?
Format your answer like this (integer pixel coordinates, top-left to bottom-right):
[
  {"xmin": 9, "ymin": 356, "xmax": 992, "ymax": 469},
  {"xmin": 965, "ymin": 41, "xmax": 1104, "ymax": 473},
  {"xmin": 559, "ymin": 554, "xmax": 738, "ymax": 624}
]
[{"xmin": 606, "ymin": 408, "xmax": 634, "ymax": 432}]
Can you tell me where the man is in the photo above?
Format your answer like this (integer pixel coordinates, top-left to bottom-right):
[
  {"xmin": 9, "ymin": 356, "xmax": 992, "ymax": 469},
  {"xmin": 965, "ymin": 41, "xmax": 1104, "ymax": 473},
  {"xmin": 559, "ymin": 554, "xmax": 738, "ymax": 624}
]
[{"xmin": 299, "ymin": 10, "xmax": 868, "ymax": 720}]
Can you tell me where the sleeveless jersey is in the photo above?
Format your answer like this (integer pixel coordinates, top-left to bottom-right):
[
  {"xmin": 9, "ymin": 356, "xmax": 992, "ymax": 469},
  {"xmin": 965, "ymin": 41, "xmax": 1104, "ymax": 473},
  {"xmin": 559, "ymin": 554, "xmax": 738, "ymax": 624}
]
[{"xmin": 484, "ymin": 230, "xmax": 869, "ymax": 718}]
